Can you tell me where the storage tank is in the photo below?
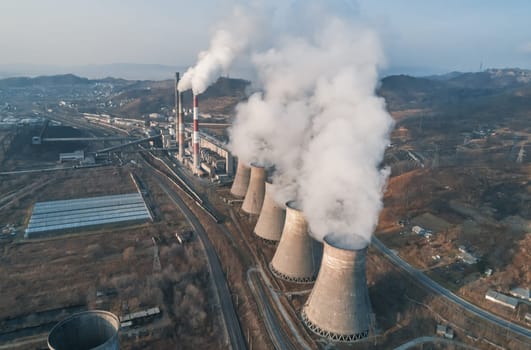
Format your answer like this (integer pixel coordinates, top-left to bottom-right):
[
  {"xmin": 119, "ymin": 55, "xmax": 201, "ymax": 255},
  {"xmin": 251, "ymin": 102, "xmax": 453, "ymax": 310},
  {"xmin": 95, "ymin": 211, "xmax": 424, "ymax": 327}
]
[
  {"xmin": 269, "ymin": 201, "xmax": 322, "ymax": 283},
  {"xmin": 48, "ymin": 310, "xmax": 120, "ymax": 350},
  {"xmin": 254, "ymin": 181, "xmax": 286, "ymax": 242},
  {"xmin": 241, "ymin": 163, "xmax": 266, "ymax": 215},
  {"xmin": 230, "ymin": 161, "xmax": 251, "ymax": 198},
  {"xmin": 301, "ymin": 234, "xmax": 372, "ymax": 342}
]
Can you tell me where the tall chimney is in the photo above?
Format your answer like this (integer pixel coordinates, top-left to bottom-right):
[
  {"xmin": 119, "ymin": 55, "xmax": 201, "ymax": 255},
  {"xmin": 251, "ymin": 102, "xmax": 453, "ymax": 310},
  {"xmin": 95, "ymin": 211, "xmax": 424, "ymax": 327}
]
[
  {"xmin": 301, "ymin": 234, "xmax": 373, "ymax": 342},
  {"xmin": 241, "ymin": 163, "xmax": 266, "ymax": 215},
  {"xmin": 175, "ymin": 72, "xmax": 181, "ymax": 141},
  {"xmin": 176, "ymin": 73, "xmax": 184, "ymax": 160},
  {"xmin": 269, "ymin": 201, "xmax": 322, "ymax": 283},
  {"xmin": 254, "ymin": 181, "xmax": 286, "ymax": 242},
  {"xmin": 193, "ymin": 94, "xmax": 200, "ymax": 169},
  {"xmin": 230, "ymin": 161, "xmax": 251, "ymax": 198}
]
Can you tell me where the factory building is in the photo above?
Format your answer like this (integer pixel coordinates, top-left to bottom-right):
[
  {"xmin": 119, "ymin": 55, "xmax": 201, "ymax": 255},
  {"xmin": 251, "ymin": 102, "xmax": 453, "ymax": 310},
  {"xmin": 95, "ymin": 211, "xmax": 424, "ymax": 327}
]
[
  {"xmin": 301, "ymin": 234, "xmax": 373, "ymax": 342},
  {"xmin": 270, "ymin": 201, "xmax": 322, "ymax": 283}
]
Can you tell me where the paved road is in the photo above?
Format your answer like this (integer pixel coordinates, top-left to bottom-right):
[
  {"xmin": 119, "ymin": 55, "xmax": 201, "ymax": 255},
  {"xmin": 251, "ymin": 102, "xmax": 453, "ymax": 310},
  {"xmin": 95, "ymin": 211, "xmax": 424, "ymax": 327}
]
[
  {"xmin": 393, "ymin": 336, "xmax": 480, "ymax": 350},
  {"xmin": 154, "ymin": 175, "xmax": 247, "ymax": 350},
  {"xmin": 372, "ymin": 237, "xmax": 531, "ymax": 339},
  {"xmin": 246, "ymin": 268, "xmax": 297, "ymax": 350}
]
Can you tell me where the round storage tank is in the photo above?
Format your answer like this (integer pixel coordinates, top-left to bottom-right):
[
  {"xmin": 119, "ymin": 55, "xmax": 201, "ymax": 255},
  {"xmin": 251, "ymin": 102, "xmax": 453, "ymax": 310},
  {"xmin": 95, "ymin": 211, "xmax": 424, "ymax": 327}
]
[{"xmin": 48, "ymin": 310, "xmax": 120, "ymax": 350}]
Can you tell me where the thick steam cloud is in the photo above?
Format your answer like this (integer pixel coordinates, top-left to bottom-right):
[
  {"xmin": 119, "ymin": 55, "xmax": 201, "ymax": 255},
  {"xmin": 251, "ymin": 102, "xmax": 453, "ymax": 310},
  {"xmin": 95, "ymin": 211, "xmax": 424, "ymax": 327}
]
[
  {"xmin": 229, "ymin": 7, "xmax": 394, "ymax": 249},
  {"xmin": 182, "ymin": 0, "xmax": 394, "ymax": 249},
  {"xmin": 178, "ymin": 6, "xmax": 259, "ymax": 95}
]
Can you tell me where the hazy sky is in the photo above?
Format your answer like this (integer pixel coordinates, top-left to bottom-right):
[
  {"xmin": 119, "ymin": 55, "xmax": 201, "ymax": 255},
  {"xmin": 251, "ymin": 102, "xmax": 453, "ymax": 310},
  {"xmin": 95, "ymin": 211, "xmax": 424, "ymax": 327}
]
[{"xmin": 1, "ymin": 0, "xmax": 530, "ymax": 75}]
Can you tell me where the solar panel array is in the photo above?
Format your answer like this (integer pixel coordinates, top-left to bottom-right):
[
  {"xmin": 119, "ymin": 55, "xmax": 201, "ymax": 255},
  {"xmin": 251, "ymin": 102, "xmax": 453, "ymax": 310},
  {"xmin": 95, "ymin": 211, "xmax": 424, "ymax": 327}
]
[{"xmin": 25, "ymin": 193, "xmax": 152, "ymax": 237}]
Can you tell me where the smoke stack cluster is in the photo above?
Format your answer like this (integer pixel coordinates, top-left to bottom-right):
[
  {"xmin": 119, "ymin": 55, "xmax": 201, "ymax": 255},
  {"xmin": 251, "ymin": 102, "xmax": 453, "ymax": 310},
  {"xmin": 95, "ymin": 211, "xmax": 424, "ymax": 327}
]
[
  {"xmin": 230, "ymin": 161, "xmax": 251, "ymax": 197},
  {"xmin": 269, "ymin": 201, "xmax": 322, "ymax": 283},
  {"xmin": 193, "ymin": 94, "xmax": 200, "ymax": 169},
  {"xmin": 241, "ymin": 163, "xmax": 266, "ymax": 215},
  {"xmin": 301, "ymin": 234, "xmax": 372, "ymax": 342},
  {"xmin": 254, "ymin": 181, "xmax": 285, "ymax": 242}
]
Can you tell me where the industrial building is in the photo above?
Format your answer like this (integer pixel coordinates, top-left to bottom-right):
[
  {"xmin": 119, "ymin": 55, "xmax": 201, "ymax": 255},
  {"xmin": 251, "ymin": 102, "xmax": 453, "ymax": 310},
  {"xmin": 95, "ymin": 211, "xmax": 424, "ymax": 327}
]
[
  {"xmin": 301, "ymin": 234, "xmax": 373, "ymax": 342},
  {"xmin": 485, "ymin": 290, "xmax": 519, "ymax": 310},
  {"xmin": 173, "ymin": 72, "xmax": 234, "ymax": 179},
  {"xmin": 25, "ymin": 193, "xmax": 152, "ymax": 238},
  {"xmin": 47, "ymin": 310, "xmax": 120, "ymax": 350}
]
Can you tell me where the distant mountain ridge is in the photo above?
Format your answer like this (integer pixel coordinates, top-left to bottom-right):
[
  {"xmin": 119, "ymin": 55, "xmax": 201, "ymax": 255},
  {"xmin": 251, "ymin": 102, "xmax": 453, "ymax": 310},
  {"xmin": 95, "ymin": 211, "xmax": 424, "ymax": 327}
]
[
  {"xmin": 0, "ymin": 74, "xmax": 93, "ymax": 88},
  {"xmin": 0, "ymin": 63, "xmax": 186, "ymax": 81}
]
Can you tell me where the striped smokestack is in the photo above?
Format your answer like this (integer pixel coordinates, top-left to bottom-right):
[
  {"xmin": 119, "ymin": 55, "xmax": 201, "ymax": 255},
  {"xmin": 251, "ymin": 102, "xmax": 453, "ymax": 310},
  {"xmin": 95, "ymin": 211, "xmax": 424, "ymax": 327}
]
[
  {"xmin": 175, "ymin": 72, "xmax": 181, "ymax": 139},
  {"xmin": 193, "ymin": 94, "xmax": 200, "ymax": 169},
  {"xmin": 176, "ymin": 73, "xmax": 184, "ymax": 160}
]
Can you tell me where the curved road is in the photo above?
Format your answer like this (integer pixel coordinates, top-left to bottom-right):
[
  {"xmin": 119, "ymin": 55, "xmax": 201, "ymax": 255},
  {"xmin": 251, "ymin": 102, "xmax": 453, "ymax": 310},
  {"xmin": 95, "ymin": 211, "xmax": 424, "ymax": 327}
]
[
  {"xmin": 372, "ymin": 237, "xmax": 531, "ymax": 339},
  {"xmin": 154, "ymin": 174, "xmax": 247, "ymax": 350},
  {"xmin": 394, "ymin": 336, "xmax": 480, "ymax": 350}
]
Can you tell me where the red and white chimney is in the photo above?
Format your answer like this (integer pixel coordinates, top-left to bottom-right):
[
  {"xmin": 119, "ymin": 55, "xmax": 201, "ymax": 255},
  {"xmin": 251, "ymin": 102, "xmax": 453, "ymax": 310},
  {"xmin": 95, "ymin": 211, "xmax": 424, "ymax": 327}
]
[{"xmin": 193, "ymin": 94, "xmax": 200, "ymax": 169}]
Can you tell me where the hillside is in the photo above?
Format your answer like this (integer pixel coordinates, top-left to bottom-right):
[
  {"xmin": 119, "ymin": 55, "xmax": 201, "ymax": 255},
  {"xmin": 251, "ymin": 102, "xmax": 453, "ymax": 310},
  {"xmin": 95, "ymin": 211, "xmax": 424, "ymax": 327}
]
[
  {"xmin": 109, "ymin": 77, "xmax": 250, "ymax": 117},
  {"xmin": 378, "ymin": 68, "xmax": 531, "ymax": 130},
  {"xmin": 0, "ymin": 74, "xmax": 92, "ymax": 88}
]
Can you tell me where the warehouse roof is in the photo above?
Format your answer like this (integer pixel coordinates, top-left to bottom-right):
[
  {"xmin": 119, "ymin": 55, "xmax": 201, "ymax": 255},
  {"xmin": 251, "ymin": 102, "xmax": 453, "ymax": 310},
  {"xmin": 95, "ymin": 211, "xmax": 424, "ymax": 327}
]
[{"xmin": 25, "ymin": 193, "xmax": 151, "ymax": 237}]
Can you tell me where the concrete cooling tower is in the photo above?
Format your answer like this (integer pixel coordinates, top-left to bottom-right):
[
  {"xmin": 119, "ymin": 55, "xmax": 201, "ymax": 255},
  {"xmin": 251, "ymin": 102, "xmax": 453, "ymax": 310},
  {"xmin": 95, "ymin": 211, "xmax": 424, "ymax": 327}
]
[
  {"xmin": 230, "ymin": 162, "xmax": 251, "ymax": 198},
  {"xmin": 301, "ymin": 234, "xmax": 373, "ymax": 342},
  {"xmin": 254, "ymin": 181, "xmax": 286, "ymax": 242},
  {"xmin": 269, "ymin": 201, "xmax": 322, "ymax": 283},
  {"xmin": 241, "ymin": 163, "xmax": 266, "ymax": 215},
  {"xmin": 47, "ymin": 310, "xmax": 120, "ymax": 350}
]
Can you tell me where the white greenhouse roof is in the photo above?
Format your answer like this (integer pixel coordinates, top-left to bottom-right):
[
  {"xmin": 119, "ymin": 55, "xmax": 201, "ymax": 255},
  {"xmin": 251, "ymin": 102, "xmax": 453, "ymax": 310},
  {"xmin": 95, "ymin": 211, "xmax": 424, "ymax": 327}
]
[{"xmin": 25, "ymin": 193, "xmax": 151, "ymax": 237}]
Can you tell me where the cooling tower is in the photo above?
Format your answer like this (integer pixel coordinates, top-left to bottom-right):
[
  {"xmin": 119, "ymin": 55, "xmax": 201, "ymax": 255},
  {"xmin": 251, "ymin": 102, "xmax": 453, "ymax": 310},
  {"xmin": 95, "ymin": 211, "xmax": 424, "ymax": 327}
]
[
  {"xmin": 254, "ymin": 181, "xmax": 286, "ymax": 242},
  {"xmin": 241, "ymin": 163, "xmax": 266, "ymax": 215},
  {"xmin": 230, "ymin": 161, "xmax": 251, "ymax": 198},
  {"xmin": 269, "ymin": 201, "xmax": 322, "ymax": 283},
  {"xmin": 48, "ymin": 310, "xmax": 120, "ymax": 350},
  {"xmin": 301, "ymin": 234, "xmax": 372, "ymax": 342}
]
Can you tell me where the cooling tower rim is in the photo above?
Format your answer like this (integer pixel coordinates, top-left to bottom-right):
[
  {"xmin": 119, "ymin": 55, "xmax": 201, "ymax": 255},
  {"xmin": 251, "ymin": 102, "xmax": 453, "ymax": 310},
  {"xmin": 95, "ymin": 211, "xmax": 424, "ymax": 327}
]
[
  {"xmin": 236, "ymin": 161, "xmax": 251, "ymax": 168},
  {"xmin": 285, "ymin": 200, "xmax": 302, "ymax": 211},
  {"xmin": 47, "ymin": 310, "xmax": 120, "ymax": 349},
  {"xmin": 324, "ymin": 233, "xmax": 369, "ymax": 251},
  {"xmin": 301, "ymin": 308, "xmax": 370, "ymax": 342},
  {"xmin": 249, "ymin": 162, "xmax": 266, "ymax": 169}
]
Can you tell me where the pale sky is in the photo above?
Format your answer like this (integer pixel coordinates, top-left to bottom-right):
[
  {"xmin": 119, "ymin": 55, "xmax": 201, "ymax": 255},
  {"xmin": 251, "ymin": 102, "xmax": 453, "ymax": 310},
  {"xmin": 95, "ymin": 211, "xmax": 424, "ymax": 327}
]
[{"xmin": 0, "ymin": 0, "xmax": 530, "ymax": 76}]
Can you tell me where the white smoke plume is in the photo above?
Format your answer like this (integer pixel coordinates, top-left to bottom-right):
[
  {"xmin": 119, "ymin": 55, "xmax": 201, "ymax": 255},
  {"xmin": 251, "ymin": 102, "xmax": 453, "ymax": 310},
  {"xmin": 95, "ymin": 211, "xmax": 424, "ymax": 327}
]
[
  {"xmin": 177, "ymin": 6, "xmax": 261, "ymax": 95},
  {"xmin": 229, "ymin": 2, "xmax": 394, "ymax": 249}
]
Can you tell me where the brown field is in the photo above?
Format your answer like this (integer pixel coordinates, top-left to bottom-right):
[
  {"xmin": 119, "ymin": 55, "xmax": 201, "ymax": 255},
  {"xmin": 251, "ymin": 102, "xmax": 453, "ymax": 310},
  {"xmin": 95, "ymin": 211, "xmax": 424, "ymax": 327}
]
[{"xmin": 0, "ymin": 165, "xmax": 224, "ymax": 349}]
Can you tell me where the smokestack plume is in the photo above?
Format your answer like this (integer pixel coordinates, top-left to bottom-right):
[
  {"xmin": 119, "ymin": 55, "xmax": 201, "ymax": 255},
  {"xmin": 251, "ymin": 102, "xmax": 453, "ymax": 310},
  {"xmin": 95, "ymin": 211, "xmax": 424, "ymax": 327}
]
[
  {"xmin": 301, "ymin": 234, "xmax": 372, "ymax": 342},
  {"xmin": 193, "ymin": 94, "xmax": 200, "ymax": 169},
  {"xmin": 241, "ymin": 163, "xmax": 266, "ymax": 215},
  {"xmin": 227, "ymin": 7, "xmax": 394, "ymax": 250},
  {"xmin": 269, "ymin": 201, "xmax": 322, "ymax": 283},
  {"xmin": 230, "ymin": 161, "xmax": 251, "ymax": 198},
  {"xmin": 254, "ymin": 181, "xmax": 286, "ymax": 242}
]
